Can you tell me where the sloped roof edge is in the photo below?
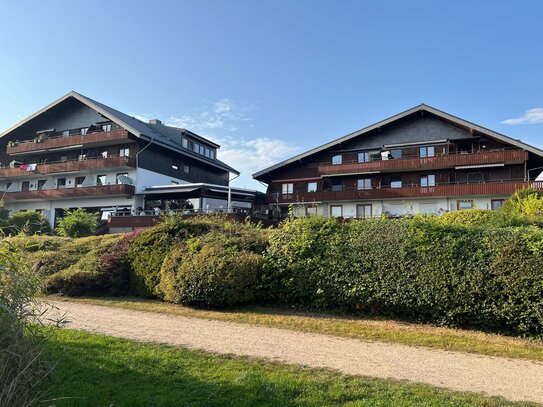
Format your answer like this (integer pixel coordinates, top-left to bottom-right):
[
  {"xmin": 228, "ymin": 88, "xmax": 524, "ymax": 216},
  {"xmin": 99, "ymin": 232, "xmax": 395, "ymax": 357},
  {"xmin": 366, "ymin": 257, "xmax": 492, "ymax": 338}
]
[
  {"xmin": 0, "ymin": 91, "xmax": 239, "ymax": 174},
  {"xmin": 252, "ymin": 104, "xmax": 543, "ymax": 179}
]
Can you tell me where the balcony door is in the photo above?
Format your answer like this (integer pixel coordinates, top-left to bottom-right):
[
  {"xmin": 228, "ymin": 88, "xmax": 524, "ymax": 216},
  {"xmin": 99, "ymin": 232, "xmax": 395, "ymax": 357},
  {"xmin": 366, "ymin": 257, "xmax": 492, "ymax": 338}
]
[{"xmin": 356, "ymin": 204, "xmax": 372, "ymax": 218}]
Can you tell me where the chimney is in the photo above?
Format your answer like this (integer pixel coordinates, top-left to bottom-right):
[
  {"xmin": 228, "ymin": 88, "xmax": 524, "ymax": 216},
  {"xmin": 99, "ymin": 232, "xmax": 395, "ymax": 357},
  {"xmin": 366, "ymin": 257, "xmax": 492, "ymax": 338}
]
[{"xmin": 149, "ymin": 119, "xmax": 163, "ymax": 125}]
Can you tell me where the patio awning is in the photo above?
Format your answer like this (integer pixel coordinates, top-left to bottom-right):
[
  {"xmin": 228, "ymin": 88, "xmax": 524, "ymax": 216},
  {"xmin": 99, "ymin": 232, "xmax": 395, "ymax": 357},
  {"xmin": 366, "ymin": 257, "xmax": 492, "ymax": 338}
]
[{"xmin": 455, "ymin": 163, "xmax": 505, "ymax": 170}]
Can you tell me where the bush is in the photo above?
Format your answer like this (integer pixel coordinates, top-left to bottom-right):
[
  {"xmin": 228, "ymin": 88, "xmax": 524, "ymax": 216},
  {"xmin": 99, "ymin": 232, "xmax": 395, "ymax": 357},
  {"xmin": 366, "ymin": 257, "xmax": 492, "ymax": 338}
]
[
  {"xmin": 44, "ymin": 233, "xmax": 138, "ymax": 296},
  {"xmin": 262, "ymin": 217, "xmax": 543, "ymax": 337},
  {"xmin": 158, "ymin": 243, "xmax": 263, "ymax": 308},
  {"xmin": 56, "ymin": 208, "xmax": 99, "ymax": 238},
  {"xmin": 6, "ymin": 211, "xmax": 52, "ymax": 235},
  {"xmin": 128, "ymin": 215, "xmax": 267, "ymax": 298},
  {"xmin": 501, "ymin": 188, "xmax": 543, "ymax": 223}
]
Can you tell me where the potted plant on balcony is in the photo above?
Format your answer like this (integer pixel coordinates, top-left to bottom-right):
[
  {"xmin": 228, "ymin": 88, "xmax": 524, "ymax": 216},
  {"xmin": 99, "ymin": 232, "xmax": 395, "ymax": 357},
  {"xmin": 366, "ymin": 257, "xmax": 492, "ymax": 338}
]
[{"xmin": 34, "ymin": 133, "xmax": 48, "ymax": 143}]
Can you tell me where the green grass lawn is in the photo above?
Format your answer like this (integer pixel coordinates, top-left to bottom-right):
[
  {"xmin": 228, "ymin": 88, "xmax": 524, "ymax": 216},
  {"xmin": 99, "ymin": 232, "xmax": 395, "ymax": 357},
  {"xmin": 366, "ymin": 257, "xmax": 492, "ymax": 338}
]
[
  {"xmin": 39, "ymin": 328, "xmax": 527, "ymax": 407},
  {"xmin": 54, "ymin": 296, "xmax": 543, "ymax": 362}
]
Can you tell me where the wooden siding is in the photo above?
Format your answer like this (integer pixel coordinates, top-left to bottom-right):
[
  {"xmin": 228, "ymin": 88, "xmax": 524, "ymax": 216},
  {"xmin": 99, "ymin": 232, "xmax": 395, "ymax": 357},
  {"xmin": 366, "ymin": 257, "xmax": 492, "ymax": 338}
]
[
  {"xmin": 3, "ymin": 184, "xmax": 135, "ymax": 202},
  {"xmin": 6, "ymin": 130, "xmax": 133, "ymax": 154},
  {"xmin": 0, "ymin": 156, "xmax": 136, "ymax": 178},
  {"xmin": 268, "ymin": 181, "xmax": 543, "ymax": 203},
  {"xmin": 317, "ymin": 149, "xmax": 528, "ymax": 175}
]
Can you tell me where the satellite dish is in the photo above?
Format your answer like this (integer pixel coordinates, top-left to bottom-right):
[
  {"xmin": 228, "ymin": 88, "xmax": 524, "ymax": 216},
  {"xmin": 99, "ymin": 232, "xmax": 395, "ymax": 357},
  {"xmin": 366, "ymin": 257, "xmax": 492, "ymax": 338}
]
[{"xmin": 117, "ymin": 175, "xmax": 134, "ymax": 185}]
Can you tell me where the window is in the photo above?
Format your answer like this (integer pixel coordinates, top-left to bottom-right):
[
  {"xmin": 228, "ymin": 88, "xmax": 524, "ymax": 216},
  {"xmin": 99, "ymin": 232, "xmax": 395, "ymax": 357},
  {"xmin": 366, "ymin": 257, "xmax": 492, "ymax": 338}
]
[
  {"xmin": 491, "ymin": 199, "xmax": 505, "ymax": 210},
  {"xmin": 306, "ymin": 206, "xmax": 318, "ymax": 217},
  {"xmin": 457, "ymin": 200, "xmax": 474, "ymax": 210},
  {"xmin": 75, "ymin": 176, "xmax": 86, "ymax": 187},
  {"xmin": 420, "ymin": 174, "xmax": 436, "ymax": 187},
  {"xmin": 57, "ymin": 178, "xmax": 66, "ymax": 189},
  {"xmin": 419, "ymin": 202, "xmax": 438, "ymax": 215},
  {"xmin": 331, "ymin": 178, "xmax": 343, "ymax": 192},
  {"xmin": 37, "ymin": 180, "xmax": 47, "ymax": 190},
  {"xmin": 21, "ymin": 181, "xmax": 30, "ymax": 192},
  {"xmin": 119, "ymin": 148, "xmax": 130, "ymax": 157},
  {"xmin": 390, "ymin": 149, "xmax": 402, "ymax": 159},
  {"xmin": 116, "ymin": 173, "xmax": 128, "ymax": 184},
  {"xmin": 356, "ymin": 204, "xmax": 372, "ymax": 219},
  {"xmin": 193, "ymin": 143, "xmax": 199, "ymax": 153},
  {"xmin": 209, "ymin": 150, "xmax": 215, "ymax": 160},
  {"xmin": 358, "ymin": 152, "xmax": 369, "ymax": 163},
  {"xmin": 182, "ymin": 138, "xmax": 188, "ymax": 149},
  {"xmin": 96, "ymin": 175, "xmax": 107, "ymax": 186},
  {"xmin": 6, "ymin": 182, "xmax": 12, "ymax": 190},
  {"xmin": 330, "ymin": 205, "xmax": 343, "ymax": 217},
  {"xmin": 332, "ymin": 154, "xmax": 342, "ymax": 165},
  {"xmin": 61, "ymin": 130, "xmax": 70, "ymax": 137},
  {"xmin": 390, "ymin": 177, "xmax": 402, "ymax": 188},
  {"xmin": 282, "ymin": 183, "xmax": 293, "ymax": 195},
  {"xmin": 183, "ymin": 165, "xmax": 190, "ymax": 174},
  {"xmin": 307, "ymin": 182, "xmax": 318, "ymax": 192},
  {"xmin": 102, "ymin": 124, "xmax": 112, "ymax": 132},
  {"xmin": 80, "ymin": 127, "xmax": 88, "ymax": 135},
  {"xmin": 357, "ymin": 179, "xmax": 371, "ymax": 190},
  {"xmin": 419, "ymin": 146, "xmax": 435, "ymax": 158}
]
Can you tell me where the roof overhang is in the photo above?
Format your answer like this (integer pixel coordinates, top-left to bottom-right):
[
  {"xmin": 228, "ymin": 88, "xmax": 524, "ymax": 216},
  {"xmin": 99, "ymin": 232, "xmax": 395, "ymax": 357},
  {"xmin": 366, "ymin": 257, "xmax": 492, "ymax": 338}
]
[
  {"xmin": 0, "ymin": 91, "xmax": 239, "ymax": 175},
  {"xmin": 252, "ymin": 104, "xmax": 543, "ymax": 179}
]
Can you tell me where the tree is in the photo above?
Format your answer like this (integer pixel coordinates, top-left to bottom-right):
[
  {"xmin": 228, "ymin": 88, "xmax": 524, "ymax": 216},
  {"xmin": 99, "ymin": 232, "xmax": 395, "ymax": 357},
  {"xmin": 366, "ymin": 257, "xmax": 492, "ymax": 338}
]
[{"xmin": 56, "ymin": 208, "xmax": 99, "ymax": 238}]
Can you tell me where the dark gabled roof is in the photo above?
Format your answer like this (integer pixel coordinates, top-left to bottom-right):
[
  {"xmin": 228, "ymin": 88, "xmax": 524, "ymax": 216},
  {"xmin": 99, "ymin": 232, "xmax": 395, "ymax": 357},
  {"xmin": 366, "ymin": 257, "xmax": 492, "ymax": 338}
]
[
  {"xmin": 0, "ymin": 91, "xmax": 238, "ymax": 174},
  {"xmin": 253, "ymin": 104, "xmax": 543, "ymax": 179}
]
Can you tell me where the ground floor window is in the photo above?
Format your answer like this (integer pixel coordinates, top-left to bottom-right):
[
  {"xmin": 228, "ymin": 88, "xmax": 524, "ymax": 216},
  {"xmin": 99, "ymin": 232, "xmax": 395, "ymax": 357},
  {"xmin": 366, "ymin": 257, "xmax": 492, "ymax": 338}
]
[
  {"xmin": 356, "ymin": 204, "xmax": 372, "ymax": 218},
  {"xmin": 330, "ymin": 205, "xmax": 343, "ymax": 217},
  {"xmin": 491, "ymin": 199, "xmax": 505, "ymax": 210},
  {"xmin": 306, "ymin": 206, "xmax": 318, "ymax": 216},
  {"xmin": 457, "ymin": 199, "xmax": 474, "ymax": 210}
]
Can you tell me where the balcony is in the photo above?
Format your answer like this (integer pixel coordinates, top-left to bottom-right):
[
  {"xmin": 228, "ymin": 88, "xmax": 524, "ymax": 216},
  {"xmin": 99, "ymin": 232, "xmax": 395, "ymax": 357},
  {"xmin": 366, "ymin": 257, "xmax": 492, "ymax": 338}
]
[
  {"xmin": 2, "ymin": 183, "xmax": 135, "ymax": 202},
  {"xmin": 0, "ymin": 155, "xmax": 136, "ymax": 178},
  {"xmin": 317, "ymin": 149, "xmax": 528, "ymax": 176},
  {"xmin": 6, "ymin": 129, "xmax": 133, "ymax": 155},
  {"xmin": 268, "ymin": 180, "xmax": 543, "ymax": 203}
]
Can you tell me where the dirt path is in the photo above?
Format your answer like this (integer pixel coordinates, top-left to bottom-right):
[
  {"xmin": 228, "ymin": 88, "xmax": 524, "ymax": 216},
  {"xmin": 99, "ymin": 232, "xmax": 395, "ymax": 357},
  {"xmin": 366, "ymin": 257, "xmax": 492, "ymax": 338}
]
[{"xmin": 44, "ymin": 300, "xmax": 543, "ymax": 404}]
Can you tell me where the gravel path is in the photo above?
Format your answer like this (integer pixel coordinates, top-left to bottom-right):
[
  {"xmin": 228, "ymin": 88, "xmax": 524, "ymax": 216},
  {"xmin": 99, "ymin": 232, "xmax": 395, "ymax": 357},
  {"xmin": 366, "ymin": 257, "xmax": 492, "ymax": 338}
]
[{"xmin": 44, "ymin": 300, "xmax": 543, "ymax": 404}]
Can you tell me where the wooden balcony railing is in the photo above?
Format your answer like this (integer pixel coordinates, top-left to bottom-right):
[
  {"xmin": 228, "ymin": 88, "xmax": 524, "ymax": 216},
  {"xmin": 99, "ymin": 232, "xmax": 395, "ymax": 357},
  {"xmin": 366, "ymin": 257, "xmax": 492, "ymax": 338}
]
[
  {"xmin": 267, "ymin": 180, "xmax": 543, "ymax": 203},
  {"xmin": 317, "ymin": 149, "xmax": 528, "ymax": 175},
  {"xmin": 0, "ymin": 155, "xmax": 136, "ymax": 178},
  {"xmin": 6, "ymin": 130, "xmax": 133, "ymax": 154},
  {"xmin": 2, "ymin": 183, "xmax": 135, "ymax": 202}
]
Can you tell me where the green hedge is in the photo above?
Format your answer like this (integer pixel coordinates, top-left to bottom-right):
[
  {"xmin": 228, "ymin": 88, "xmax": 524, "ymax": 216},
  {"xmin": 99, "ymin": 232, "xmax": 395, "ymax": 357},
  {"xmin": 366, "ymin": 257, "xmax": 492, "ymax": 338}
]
[
  {"xmin": 262, "ymin": 217, "xmax": 543, "ymax": 337},
  {"xmin": 158, "ymin": 243, "xmax": 263, "ymax": 308}
]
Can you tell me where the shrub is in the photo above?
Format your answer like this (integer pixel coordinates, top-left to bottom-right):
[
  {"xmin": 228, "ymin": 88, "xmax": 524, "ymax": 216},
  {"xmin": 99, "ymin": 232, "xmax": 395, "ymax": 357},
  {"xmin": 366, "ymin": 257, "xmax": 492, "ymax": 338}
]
[
  {"xmin": 128, "ymin": 215, "xmax": 267, "ymax": 298},
  {"xmin": 158, "ymin": 243, "xmax": 263, "ymax": 308},
  {"xmin": 501, "ymin": 188, "xmax": 543, "ymax": 223},
  {"xmin": 56, "ymin": 208, "xmax": 99, "ymax": 238},
  {"xmin": 44, "ymin": 233, "xmax": 137, "ymax": 296},
  {"xmin": 262, "ymin": 217, "xmax": 543, "ymax": 337},
  {"xmin": 6, "ymin": 211, "xmax": 52, "ymax": 235}
]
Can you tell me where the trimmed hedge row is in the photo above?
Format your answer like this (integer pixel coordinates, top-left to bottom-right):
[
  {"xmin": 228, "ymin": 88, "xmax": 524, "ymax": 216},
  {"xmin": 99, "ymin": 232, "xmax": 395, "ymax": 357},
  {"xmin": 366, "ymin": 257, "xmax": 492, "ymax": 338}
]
[
  {"xmin": 262, "ymin": 217, "xmax": 543, "ymax": 336},
  {"xmin": 13, "ymin": 212, "xmax": 543, "ymax": 337}
]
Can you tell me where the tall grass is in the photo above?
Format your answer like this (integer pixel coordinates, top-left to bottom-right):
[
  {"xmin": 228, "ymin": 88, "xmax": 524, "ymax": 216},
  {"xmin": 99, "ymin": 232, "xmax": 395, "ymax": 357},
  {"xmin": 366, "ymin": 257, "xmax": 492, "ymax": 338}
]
[{"xmin": 0, "ymin": 238, "xmax": 52, "ymax": 406}]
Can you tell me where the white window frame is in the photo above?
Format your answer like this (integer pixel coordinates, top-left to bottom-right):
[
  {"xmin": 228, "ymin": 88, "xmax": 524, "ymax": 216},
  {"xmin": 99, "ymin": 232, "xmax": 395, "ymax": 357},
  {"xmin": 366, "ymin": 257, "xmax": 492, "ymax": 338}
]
[
  {"xmin": 282, "ymin": 183, "xmax": 293, "ymax": 195},
  {"xmin": 420, "ymin": 174, "xmax": 436, "ymax": 187},
  {"xmin": 332, "ymin": 154, "xmax": 342, "ymax": 165},
  {"xmin": 357, "ymin": 178, "xmax": 371, "ymax": 190}
]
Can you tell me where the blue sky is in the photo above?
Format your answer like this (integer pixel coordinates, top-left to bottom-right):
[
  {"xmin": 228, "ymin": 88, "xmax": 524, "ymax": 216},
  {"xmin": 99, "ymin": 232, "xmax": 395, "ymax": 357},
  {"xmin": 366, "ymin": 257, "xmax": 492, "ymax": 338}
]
[{"xmin": 1, "ymin": 0, "xmax": 542, "ymax": 189}]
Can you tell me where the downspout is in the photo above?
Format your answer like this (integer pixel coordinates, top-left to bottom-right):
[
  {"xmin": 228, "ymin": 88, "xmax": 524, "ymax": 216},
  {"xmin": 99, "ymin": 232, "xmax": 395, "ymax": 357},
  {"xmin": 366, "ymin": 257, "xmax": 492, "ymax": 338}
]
[
  {"xmin": 227, "ymin": 172, "xmax": 240, "ymax": 213},
  {"xmin": 135, "ymin": 138, "xmax": 153, "ymax": 209}
]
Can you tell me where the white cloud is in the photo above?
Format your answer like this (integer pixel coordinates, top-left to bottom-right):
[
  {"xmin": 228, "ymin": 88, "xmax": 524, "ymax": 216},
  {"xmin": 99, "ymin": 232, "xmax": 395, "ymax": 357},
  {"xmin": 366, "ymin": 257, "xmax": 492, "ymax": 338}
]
[
  {"xmin": 133, "ymin": 98, "xmax": 300, "ymax": 190},
  {"xmin": 502, "ymin": 108, "xmax": 543, "ymax": 125}
]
